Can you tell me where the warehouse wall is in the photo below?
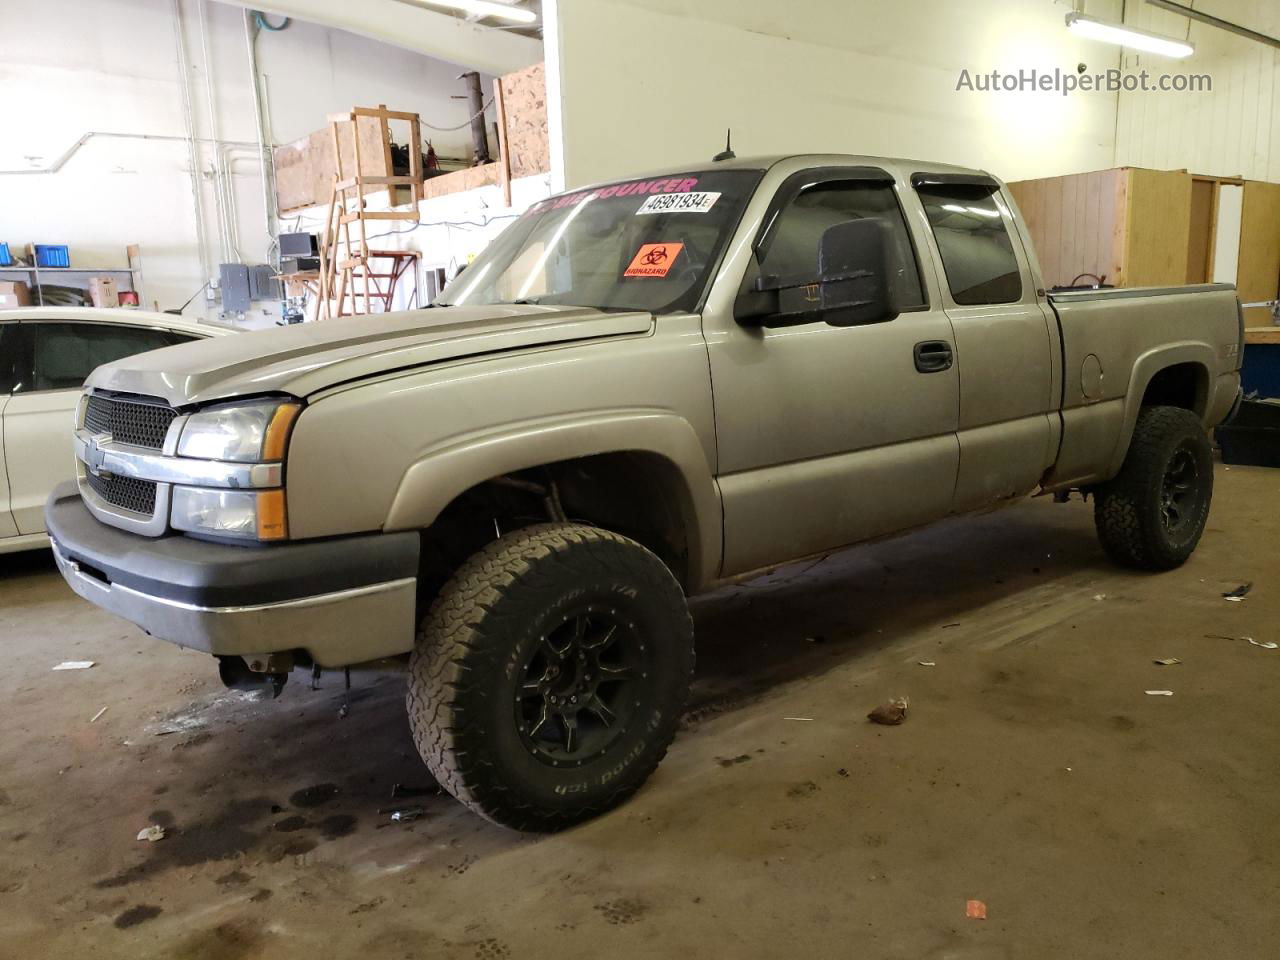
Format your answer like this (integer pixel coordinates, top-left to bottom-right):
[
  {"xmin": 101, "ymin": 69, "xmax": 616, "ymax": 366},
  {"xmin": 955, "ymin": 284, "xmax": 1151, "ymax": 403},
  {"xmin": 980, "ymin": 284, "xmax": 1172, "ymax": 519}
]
[
  {"xmin": 549, "ymin": 0, "xmax": 1124, "ymax": 188},
  {"xmin": 0, "ymin": 0, "xmax": 502, "ymax": 316},
  {"xmin": 1115, "ymin": 0, "xmax": 1280, "ymax": 181}
]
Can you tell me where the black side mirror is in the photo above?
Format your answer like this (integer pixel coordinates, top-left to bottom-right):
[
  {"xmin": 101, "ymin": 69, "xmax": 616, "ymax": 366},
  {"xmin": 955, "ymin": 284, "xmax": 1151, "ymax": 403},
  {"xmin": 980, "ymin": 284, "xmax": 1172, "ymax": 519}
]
[{"xmin": 737, "ymin": 219, "xmax": 900, "ymax": 328}]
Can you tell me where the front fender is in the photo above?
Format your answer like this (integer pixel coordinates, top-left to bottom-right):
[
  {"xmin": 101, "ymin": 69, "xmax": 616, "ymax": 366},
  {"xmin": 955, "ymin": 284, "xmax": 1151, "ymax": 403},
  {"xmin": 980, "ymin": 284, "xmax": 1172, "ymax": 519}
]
[{"xmin": 383, "ymin": 408, "xmax": 722, "ymax": 591}]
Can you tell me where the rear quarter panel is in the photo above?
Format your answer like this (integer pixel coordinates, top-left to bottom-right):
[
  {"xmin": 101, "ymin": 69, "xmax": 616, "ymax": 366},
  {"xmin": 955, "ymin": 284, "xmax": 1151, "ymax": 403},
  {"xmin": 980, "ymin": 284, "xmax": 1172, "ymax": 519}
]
[{"xmin": 1043, "ymin": 284, "xmax": 1241, "ymax": 488}]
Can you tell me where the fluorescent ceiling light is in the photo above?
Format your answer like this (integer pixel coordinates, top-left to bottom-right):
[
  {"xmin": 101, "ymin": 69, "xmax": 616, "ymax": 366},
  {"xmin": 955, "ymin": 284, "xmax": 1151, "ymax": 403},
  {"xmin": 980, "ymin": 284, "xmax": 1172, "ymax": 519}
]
[
  {"xmin": 402, "ymin": 0, "xmax": 537, "ymax": 24},
  {"xmin": 1066, "ymin": 12, "xmax": 1194, "ymax": 58}
]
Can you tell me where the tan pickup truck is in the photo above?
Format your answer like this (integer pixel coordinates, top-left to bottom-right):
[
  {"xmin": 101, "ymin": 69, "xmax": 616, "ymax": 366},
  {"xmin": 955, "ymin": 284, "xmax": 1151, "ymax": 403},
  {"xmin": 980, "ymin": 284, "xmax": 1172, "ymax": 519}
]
[{"xmin": 47, "ymin": 154, "xmax": 1243, "ymax": 830}]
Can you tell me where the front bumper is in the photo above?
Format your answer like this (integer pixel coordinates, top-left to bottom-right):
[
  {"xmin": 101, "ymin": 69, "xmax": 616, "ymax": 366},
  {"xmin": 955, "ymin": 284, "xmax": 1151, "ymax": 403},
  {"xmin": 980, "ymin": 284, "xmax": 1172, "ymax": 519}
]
[{"xmin": 46, "ymin": 482, "xmax": 419, "ymax": 667}]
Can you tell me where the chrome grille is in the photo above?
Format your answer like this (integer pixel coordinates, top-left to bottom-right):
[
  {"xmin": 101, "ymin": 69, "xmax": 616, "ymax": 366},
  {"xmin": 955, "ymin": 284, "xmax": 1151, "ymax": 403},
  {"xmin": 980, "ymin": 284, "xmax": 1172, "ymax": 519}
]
[
  {"xmin": 84, "ymin": 471, "xmax": 158, "ymax": 517},
  {"xmin": 84, "ymin": 393, "xmax": 177, "ymax": 451}
]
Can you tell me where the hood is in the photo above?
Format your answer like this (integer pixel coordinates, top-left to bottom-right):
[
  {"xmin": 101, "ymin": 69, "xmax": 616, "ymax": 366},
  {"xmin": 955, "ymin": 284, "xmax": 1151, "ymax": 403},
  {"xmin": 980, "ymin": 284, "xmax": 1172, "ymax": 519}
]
[{"xmin": 85, "ymin": 304, "xmax": 655, "ymax": 407}]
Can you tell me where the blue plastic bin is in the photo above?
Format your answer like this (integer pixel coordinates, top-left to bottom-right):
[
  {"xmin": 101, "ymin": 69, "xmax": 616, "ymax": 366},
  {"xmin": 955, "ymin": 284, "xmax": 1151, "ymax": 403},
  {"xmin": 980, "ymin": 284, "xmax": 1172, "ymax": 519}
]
[
  {"xmin": 0, "ymin": 242, "xmax": 11, "ymax": 267},
  {"xmin": 34, "ymin": 244, "xmax": 70, "ymax": 268}
]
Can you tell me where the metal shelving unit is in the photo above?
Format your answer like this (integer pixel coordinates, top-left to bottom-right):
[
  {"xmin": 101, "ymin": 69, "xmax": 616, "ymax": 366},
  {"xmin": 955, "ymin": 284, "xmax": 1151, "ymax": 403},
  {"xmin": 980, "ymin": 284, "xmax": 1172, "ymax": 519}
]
[{"xmin": 0, "ymin": 243, "xmax": 144, "ymax": 307}]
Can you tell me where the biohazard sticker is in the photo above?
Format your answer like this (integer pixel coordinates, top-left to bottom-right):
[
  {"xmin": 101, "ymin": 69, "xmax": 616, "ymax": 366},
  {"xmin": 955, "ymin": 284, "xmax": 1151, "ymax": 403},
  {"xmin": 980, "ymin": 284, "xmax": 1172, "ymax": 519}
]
[
  {"xmin": 624, "ymin": 243, "xmax": 684, "ymax": 278},
  {"xmin": 635, "ymin": 191, "xmax": 721, "ymax": 215}
]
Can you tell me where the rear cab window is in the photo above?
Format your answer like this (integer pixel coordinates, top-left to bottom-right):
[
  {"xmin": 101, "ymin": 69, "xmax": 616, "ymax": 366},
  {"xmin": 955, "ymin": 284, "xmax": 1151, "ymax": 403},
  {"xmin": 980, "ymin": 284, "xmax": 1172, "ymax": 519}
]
[{"xmin": 913, "ymin": 177, "xmax": 1023, "ymax": 305}]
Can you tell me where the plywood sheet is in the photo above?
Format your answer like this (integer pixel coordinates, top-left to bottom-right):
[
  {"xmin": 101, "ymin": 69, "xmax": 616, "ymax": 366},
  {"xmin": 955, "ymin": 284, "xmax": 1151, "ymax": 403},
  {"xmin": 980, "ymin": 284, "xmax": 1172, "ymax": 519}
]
[
  {"xmin": 1120, "ymin": 168, "xmax": 1192, "ymax": 288},
  {"xmin": 1008, "ymin": 168, "xmax": 1126, "ymax": 288},
  {"xmin": 421, "ymin": 163, "xmax": 501, "ymax": 201},
  {"xmin": 1186, "ymin": 179, "xmax": 1215, "ymax": 283},
  {"xmin": 1238, "ymin": 180, "xmax": 1280, "ymax": 327},
  {"xmin": 274, "ymin": 115, "xmax": 392, "ymax": 213},
  {"xmin": 498, "ymin": 61, "xmax": 549, "ymax": 180}
]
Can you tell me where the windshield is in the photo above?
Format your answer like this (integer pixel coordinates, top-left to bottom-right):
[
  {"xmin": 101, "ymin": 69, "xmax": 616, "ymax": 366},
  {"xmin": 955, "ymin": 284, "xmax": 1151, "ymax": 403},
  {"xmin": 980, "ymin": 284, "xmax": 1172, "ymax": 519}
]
[{"xmin": 437, "ymin": 169, "xmax": 763, "ymax": 314}]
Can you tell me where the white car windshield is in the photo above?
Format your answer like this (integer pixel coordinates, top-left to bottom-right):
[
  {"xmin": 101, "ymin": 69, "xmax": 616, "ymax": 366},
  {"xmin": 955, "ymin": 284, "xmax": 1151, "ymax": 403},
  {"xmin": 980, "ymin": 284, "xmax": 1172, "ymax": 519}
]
[{"xmin": 437, "ymin": 169, "xmax": 763, "ymax": 314}]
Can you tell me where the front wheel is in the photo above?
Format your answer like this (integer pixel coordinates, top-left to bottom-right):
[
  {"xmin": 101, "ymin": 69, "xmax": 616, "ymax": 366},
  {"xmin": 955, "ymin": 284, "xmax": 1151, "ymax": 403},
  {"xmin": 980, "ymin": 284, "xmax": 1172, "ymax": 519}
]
[
  {"xmin": 407, "ymin": 523, "xmax": 694, "ymax": 831},
  {"xmin": 1094, "ymin": 405, "xmax": 1214, "ymax": 570}
]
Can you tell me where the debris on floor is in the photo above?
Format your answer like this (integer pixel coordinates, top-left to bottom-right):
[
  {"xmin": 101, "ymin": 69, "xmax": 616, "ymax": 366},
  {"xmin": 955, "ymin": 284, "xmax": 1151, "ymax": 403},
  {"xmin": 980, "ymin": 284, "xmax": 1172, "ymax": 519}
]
[
  {"xmin": 1222, "ymin": 583, "xmax": 1252, "ymax": 601},
  {"xmin": 918, "ymin": 661, "xmax": 936, "ymax": 667},
  {"xmin": 966, "ymin": 899, "xmax": 988, "ymax": 919},
  {"xmin": 1153, "ymin": 658, "xmax": 1182, "ymax": 666},
  {"xmin": 1145, "ymin": 690, "xmax": 1174, "ymax": 696},
  {"xmin": 89, "ymin": 706, "xmax": 109, "ymax": 723},
  {"xmin": 389, "ymin": 806, "xmax": 425, "ymax": 823},
  {"xmin": 136, "ymin": 825, "xmax": 166, "ymax": 842},
  {"xmin": 390, "ymin": 783, "xmax": 437, "ymax": 799},
  {"xmin": 782, "ymin": 716, "xmax": 815, "ymax": 722},
  {"xmin": 868, "ymin": 697, "xmax": 909, "ymax": 725},
  {"xmin": 1206, "ymin": 633, "xmax": 1278, "ymax": 649},
  {"xmin": 1093, "ymin": 593, "xmax": 1107, "ymax": 601},
  {"xmin": 52, "ymin": 661, "xmax": 95, "ymax": 671}
]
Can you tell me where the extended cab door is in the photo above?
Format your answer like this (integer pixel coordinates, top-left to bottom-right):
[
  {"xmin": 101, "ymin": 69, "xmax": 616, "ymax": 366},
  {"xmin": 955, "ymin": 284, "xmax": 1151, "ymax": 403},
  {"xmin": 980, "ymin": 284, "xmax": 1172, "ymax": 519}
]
[
  {"xmin": 909, "ymin": 175, "xmax": 1059, "ymax": 511},
  {"xmin": 706, "ymin": 166, "xmax": 960, "ymax": 576},
  {"xmin": 3, "ymin": 320, "xmax": 195, "ymax": 535}
]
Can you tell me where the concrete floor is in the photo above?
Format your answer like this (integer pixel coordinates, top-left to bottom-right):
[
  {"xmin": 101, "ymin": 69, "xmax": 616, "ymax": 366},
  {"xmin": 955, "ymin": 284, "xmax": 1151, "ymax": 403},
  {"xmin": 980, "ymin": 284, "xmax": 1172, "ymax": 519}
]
[{"xmin": 2, "ymin": 464, "xmax": 1277, "ymax": 959}]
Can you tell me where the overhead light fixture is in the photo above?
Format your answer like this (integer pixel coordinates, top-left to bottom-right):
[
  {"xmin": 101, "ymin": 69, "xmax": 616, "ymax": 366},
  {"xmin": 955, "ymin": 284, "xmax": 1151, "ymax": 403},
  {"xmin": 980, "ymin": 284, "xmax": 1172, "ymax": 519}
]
[
  {"xmin": 1066, "ymin": 12, "xmax": 1194, "ymax": 58},
  {"xmin": 402, "ymin": 0, "xmax": 537, "ymax": 25}
]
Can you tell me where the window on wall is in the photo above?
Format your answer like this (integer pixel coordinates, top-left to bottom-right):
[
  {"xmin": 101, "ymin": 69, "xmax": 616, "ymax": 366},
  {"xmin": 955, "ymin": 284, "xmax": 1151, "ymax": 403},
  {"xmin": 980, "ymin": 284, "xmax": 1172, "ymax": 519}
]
[
  {"xmin": 758, "ymin": 179, "xmax": 926, "ymax": 310},
  {"xmin": 27, "ymin": 323, "xmax": 193, "ymax": 392},
  {"xmin": 915, "ymin": 183, "xmax": 1023, "ymax": 305}
]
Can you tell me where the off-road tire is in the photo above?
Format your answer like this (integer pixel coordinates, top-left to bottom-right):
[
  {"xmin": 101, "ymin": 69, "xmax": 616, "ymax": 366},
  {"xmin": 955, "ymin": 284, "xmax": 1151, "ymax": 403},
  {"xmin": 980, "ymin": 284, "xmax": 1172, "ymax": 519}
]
[
  {"xmin": 407, "ymin": 523, "xmax": 694, "ymax": 831},
  {"xmin": 1094, "ymin": 405, "xmax": 1213, "ymax": 570}
]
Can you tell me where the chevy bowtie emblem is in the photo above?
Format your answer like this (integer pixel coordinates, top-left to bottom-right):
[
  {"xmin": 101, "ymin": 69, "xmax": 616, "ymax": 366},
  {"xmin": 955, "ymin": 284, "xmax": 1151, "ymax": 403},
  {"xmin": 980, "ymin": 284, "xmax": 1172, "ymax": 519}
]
[{"xmin": 85, "ymin": 434, "xmax": 112, "ymax": 478}]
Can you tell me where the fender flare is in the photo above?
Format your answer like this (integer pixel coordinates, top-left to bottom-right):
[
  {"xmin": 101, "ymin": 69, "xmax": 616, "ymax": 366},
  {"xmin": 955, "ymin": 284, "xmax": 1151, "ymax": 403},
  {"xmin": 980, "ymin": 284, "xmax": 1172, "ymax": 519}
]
[
  {"xmin": 1106, "ymin": 341, "xmax": 1213, "ymax": 477},
  {"xmin": 383, "ymin": 408, "xmax": 722, "ymax": 591}
]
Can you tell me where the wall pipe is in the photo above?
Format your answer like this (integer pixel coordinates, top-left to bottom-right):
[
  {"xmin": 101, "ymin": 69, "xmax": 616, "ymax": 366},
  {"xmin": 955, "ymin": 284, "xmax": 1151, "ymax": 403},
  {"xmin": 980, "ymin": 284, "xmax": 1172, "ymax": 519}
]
[
  {"xmin": 195, "ymin": 0, "xmax": 232, "ymax": 262},
  {"xmin": 0, "ymin": 130, "xmax": 258, "ymax": 176},
  {"xmin": 243, "ymin": 8, "xmax": 280, "ymax": 267},
  {"xmin": 172, "ymin": 0, "xmax": 214, "ymax": 294},
  {"xmin": 1145, "ymin": 0, "xmax": 1280, "ymax": 50}
]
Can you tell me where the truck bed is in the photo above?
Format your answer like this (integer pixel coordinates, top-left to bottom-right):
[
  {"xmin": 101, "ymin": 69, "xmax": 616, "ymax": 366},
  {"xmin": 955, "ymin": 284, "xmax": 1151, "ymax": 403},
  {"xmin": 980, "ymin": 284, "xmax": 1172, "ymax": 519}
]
[{"xmin": 1043, "ymin": 283, "xmax": 1243, "ymax": 489}]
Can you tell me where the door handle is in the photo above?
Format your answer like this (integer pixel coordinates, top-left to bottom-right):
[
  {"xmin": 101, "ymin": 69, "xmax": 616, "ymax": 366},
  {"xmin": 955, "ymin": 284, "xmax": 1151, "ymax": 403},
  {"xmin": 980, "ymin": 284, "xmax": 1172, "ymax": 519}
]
[{"xmin": 914, "ymin": 340, "xmax": 953, "ymax": 373}]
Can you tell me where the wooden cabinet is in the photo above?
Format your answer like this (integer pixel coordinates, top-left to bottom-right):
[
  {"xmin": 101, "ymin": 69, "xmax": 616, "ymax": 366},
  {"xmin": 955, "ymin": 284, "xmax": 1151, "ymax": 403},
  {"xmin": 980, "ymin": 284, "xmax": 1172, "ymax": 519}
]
[{"xmin": 1007, "ymin": 167, "xmax": 1280, "ymax": 329}]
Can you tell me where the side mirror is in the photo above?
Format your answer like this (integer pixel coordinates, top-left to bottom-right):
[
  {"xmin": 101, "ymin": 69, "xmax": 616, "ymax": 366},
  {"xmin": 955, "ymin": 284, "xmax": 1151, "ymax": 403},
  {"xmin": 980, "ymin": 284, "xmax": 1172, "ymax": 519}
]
[{"xmin": 737, "ymin": 219, "xmax": 900, "ymax": 328}]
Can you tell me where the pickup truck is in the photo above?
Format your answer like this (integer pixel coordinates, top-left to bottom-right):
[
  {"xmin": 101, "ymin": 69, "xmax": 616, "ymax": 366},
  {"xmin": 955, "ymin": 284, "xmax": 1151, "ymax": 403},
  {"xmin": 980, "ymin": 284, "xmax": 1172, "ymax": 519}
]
[{"xmin": 47, "ymin": 153, "xmax": 1243, "ymax": 831}]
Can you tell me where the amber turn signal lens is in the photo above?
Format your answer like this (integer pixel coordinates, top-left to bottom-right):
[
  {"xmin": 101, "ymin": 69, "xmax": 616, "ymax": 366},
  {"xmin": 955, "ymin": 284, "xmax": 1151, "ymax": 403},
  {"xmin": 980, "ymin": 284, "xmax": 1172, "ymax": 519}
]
[
  {"xmin": 255, "ymin": 489, "xmax": 288, "ymax": 541},
  {"xmin": 262, "ymin": 403, "xmax": 301, "ymax": 461}
]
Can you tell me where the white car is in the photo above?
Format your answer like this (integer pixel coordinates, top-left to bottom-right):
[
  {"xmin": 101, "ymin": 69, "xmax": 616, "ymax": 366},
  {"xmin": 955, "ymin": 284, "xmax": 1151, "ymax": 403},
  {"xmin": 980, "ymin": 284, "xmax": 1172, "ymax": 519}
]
[{"xmin": 0, "ymin": 307, "xmax": 233, "ymax": 553}]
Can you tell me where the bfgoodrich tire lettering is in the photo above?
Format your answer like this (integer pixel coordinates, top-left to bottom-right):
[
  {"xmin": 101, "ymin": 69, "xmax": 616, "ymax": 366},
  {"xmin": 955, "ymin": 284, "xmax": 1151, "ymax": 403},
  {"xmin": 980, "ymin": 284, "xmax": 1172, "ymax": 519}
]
[
  {"xmin": 1094, "ymin": 405, "xmax": 1214, "ymax": 570},
  {"xmin": 407, "ymin": 523, "xmax": 694, "ymax": 831}
]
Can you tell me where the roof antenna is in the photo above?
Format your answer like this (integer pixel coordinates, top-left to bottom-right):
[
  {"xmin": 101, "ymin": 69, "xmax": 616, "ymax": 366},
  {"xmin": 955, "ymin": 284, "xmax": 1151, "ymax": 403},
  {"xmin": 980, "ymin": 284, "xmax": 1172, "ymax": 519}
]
[{"xmin": 712, "ymin": 129, "xmax": 735, "ymax": 162}]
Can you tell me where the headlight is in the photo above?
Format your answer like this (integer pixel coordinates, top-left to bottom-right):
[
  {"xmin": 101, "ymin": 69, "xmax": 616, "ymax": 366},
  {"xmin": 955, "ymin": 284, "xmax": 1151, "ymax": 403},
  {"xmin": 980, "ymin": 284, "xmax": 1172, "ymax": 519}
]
[
  {"xmin": 172, "ymin": 399, "xmax": 298, "ymax": 542},
  {"xmin": 171, "ymin": 487, "xmax": 288, "ymax": 541},
  {"xmin": 177, "ymin": 400, "xmax": 300, "ymax": 462}
]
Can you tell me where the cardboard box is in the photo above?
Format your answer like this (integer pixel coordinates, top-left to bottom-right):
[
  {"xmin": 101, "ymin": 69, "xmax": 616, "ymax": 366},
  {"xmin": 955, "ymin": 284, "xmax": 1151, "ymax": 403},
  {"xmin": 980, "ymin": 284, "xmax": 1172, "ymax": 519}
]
[
  {"xmin": 88, "ymin": 275, "xmax": 119, "ymax": 308},
  {"xmin": 0, "ymin": 279, "xmax": 31, "ymax": 309}
]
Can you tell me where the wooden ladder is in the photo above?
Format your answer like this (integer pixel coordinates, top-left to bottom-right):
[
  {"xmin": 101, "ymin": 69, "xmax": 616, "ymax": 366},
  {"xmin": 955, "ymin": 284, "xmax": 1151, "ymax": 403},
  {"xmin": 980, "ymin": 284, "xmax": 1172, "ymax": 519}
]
[{"xmin": 317, "ymin": 105, "xmax": 423, "ymax": 318}]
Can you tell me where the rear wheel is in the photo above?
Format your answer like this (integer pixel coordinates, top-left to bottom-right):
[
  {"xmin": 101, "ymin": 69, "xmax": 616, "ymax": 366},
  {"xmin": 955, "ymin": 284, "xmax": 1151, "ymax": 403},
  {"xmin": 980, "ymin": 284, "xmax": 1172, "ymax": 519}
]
[
  {"xmin": 1094, "ymin": 405, "xmax": 1213, "ymax": 570},
  {"xmin": 407, "ymin": 523, "xmax": 693, "ymax": 831}
]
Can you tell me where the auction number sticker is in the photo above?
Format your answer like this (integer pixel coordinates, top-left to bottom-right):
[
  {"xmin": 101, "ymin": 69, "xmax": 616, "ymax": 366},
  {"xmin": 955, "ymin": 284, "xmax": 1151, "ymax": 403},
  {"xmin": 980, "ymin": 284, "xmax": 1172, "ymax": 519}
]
[
  {"xmin": 635, "ymin": 192, "xmax": 721, "ymax": 215},
  {"xmin": 624, "ymin": 243, "xmax": 684, "ymax": 277}
]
